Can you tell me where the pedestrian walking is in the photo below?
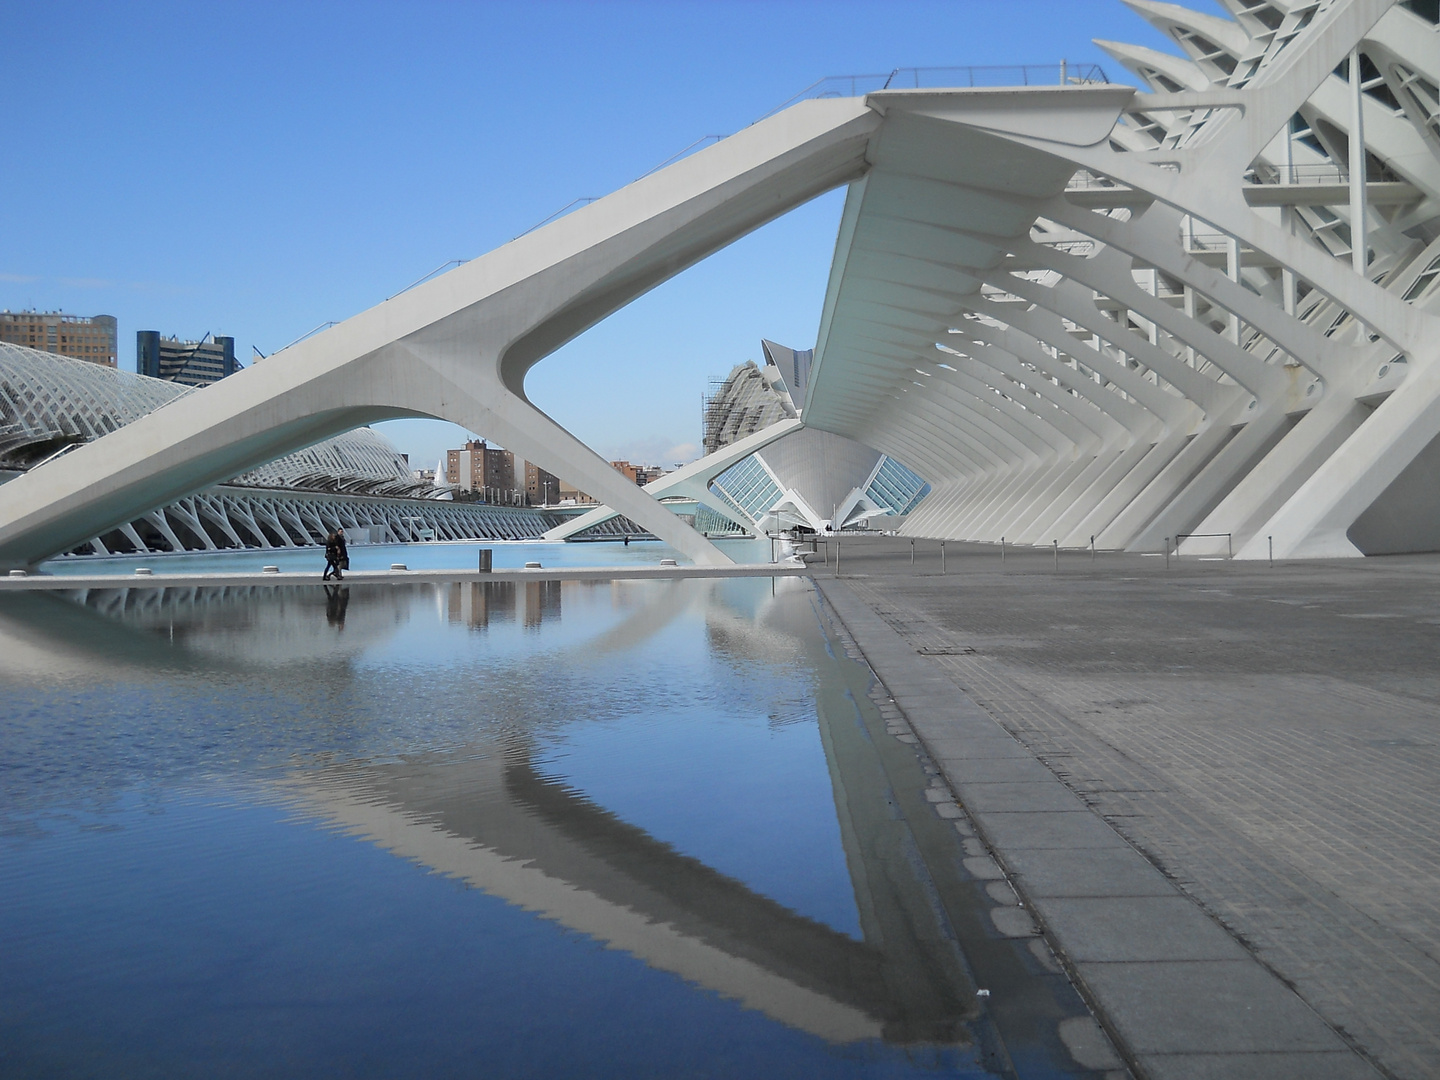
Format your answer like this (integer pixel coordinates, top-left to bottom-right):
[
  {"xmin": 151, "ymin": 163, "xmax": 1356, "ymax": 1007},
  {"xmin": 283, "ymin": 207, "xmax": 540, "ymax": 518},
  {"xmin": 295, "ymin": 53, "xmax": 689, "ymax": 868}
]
[
  {"xmin": 323, "ymin": 530, "xmax": 344, "ymax": 581},
  {"xmin": 334, "ymin": 528, "xmax": 349, "ymax": 576}
]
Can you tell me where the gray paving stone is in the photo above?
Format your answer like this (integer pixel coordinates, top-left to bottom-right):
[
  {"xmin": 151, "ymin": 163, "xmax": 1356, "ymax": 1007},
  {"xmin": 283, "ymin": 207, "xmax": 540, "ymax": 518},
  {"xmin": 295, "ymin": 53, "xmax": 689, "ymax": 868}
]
[
  {"xmin": 956, "ymin": 780, "xmax": 1087, "ymax": 813},
  {"xmin": 937, "ymin": 756, "xmax": 1058, "ymax": 783},
  {"xmin": 926, "ymin": 737, "xmax": 1036, "ymax": 760},
  {"xmin": 818, "ymin": 567, "xmax": 1389, "ymax": 1076},
  {"xmin": 985, "ymin": 879, "xmax": 1020, "ymax": 905},
  {"xmin": 1002, "ymin": 846, "xmax": 1176, "ymax": 898},
  {"xmin": 972, "ymin": 809, "xmax": 1133, "ymax": 851},
  {"xmin": 819, "ymin": 548, "xmax": 1440, "ymax": 1079},
  {"xmin": 1039, "ymin": 897, "xmax": 1249, "ymax": 962},
  {"xmin": 963, "ymin": 855, "xmax": 1006, "ymax": 879},
  {"xmin": 1077, "ymin": 960, "xmax": 1348, "ymax": 1054},
  {"xmin": 1058, "ymin": 1016, "xmax": 1125, "ymax": 1071},
  {"xmin": 990, "ymin": 906, "xmax": 1039, "ymax": 937}
]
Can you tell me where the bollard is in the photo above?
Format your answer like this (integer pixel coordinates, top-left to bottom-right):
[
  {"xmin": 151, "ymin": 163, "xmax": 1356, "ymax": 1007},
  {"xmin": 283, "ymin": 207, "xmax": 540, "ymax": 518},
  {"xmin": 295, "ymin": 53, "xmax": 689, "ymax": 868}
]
[
  {"xmin": 1090, "ymin": 535, "xmax": 1095, "ymax": 562},
  {"xmin": 1001, "ymin": 536, "xmax": 1006, "ymax": 563},
  {"xmin": 1268, "ymin": 535, "xmax": 1273, "ymax": 569},
  {"xmin": 1052, "ymin": 539, "xmax": 1058, "ymax": 571},
  {"xmin": 478, "ymin": 548, "xmax": 492, "ymax": 573},
  {"xmin": 941, "ymin": 540, "xmax": 946, "ymax": 575},
  {"xmin": 1165, "ymin": 538, "xmax": 1170, "ymax": 570},
  {"xmin": 910, "ymin": 538, "xmax": 915, "ymax": 567},
  {"xmin": 835, "ymin": 533, "xmax": 841, "ymax": 575}
]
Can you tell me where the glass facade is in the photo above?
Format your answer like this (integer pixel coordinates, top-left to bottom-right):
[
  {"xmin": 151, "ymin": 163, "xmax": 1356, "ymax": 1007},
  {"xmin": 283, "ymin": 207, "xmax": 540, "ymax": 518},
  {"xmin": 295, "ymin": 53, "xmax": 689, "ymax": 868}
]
[
  {"xmin": 865, "ymin": 457, "xmax": 931, "ymax": 516},
  {"xmin": 710, "ymin": 455, "xmax": 783, "ymax": 524}
]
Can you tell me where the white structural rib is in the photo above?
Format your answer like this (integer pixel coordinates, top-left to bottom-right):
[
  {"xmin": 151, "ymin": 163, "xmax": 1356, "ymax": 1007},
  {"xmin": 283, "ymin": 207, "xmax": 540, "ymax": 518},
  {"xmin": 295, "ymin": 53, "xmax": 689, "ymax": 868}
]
[
  {"xmin": 801, "ymin": 0, "xmax": 1440, "ymax": 559},
  {"xmin": 0, "ymin": 101, "xmax": 878, "ymax": 569}
]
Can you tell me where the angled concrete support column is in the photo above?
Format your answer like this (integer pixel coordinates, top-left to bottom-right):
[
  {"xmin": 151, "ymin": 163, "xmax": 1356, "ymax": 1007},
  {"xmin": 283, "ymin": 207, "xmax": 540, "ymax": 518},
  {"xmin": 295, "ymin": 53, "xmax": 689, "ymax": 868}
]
[{"xmin": 0, "ymin": 100, "xmax": 879, "ymax": 570}]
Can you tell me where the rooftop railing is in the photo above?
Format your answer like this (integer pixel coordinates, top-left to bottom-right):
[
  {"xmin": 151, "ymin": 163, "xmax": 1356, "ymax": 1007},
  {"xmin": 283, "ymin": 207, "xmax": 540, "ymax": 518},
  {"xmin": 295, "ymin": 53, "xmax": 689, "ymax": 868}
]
[
  {"xmin": 758, "ymin": 63, "xmax": 1111, "ymax": 121},
  {"xmin": 1246, "ymin": 162, "xmax": 1401, "ymax": 184}
]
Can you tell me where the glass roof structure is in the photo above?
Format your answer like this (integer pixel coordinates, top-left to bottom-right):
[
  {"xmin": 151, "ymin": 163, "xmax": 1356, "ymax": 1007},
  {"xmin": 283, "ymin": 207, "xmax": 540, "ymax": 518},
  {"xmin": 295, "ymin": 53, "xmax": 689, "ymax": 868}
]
[{"xmin": 0, "ymin": 343, "xmax": 436, "ymax": 499}]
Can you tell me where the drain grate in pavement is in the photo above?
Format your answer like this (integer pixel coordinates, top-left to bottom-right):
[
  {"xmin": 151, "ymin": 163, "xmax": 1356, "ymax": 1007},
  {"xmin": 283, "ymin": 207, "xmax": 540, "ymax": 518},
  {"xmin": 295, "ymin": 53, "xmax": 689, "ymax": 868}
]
[{"xmin": 917, "ymin": 645, "xmax": 976, "ymax": 655}]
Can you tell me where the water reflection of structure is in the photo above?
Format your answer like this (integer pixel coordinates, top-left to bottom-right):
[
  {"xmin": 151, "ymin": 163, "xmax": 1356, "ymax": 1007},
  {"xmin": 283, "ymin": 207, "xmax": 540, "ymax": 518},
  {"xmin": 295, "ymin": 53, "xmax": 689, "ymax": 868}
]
[
  {"xmin": 294, "ymin": 579, "xmax": 987, "ymax": 1047},
  {"xmin": 1, "ymin": 578, "xmax": 1066, "ymax": 1053},
  {"xmin": 0, "ymin": 585, "xmax": 418, "ymax": 681},
  {"xmin": 443, "ymin": 580, "xmax": 561, "ymax": 631}
]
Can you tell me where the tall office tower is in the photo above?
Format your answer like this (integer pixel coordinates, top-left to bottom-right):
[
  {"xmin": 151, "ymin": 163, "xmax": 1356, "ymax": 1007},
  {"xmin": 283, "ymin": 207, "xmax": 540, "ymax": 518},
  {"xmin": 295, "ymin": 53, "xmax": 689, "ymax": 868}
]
[
  {"xmin": 0, "ymin": 311, "xmax": 117, "ymax": 366},
  {"xmin": 136, "ymin": 331, "xmax": 238, "ymax": 387}
]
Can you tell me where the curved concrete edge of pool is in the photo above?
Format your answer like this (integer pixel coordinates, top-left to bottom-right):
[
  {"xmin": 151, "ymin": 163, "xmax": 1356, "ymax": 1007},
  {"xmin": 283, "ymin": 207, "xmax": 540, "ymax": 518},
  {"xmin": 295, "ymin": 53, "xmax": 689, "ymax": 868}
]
[
  {"xmin": 0, "ymin": 561, "xmax": 809, "ymax": 590},
  {"xmin": 815, "ymin": 577, "xmax": 1384, "ymax": 1080}
]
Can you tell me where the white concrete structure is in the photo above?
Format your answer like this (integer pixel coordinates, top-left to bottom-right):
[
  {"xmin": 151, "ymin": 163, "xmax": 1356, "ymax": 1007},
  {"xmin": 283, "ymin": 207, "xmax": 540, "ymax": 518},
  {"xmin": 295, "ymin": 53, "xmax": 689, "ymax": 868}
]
[
  {"xmin": 803, "ymin": 0, "xmax": 1440, "ymax": 559},
  {"xmin": 0, "ymin": 343, "xmax": 557, "ymax": 555},
  {"xmin": 1, "ymin": 0, "xmax": 1437, "ymax": 565},
  {"xmin": 551, "ymin": 345, "xmax": 927, "ymax": 539},
  {"xmin": 542, "ymin": 417, "xmax": 804, "ymax": 540},
  {"xmin": 0, "ymin": 101, "xmax": 881, "ymax": 569}
]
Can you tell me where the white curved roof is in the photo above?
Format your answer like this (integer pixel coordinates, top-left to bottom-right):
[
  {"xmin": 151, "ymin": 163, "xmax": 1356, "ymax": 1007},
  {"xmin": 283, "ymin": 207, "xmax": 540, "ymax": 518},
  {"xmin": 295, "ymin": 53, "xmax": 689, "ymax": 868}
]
[
  {"xmin": 0, "ymin": 343, "xmax": 433, "ymax": 498},
  {"xmin": 0, "ymin": 343, "xmax": 188, "ymax": 465}
]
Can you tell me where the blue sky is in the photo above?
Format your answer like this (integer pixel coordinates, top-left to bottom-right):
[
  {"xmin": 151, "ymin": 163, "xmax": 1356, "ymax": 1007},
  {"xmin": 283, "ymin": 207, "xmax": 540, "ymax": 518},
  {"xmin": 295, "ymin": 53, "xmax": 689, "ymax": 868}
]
[{"xmin": 1, "ymin": 0, "xmax": 1179, "ymax": 471}]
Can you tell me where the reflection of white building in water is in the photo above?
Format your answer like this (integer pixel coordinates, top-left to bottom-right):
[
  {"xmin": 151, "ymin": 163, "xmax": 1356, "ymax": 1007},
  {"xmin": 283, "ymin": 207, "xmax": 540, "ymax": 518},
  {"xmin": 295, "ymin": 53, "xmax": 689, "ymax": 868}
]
[{"xmin": 0, "ymin": 344, "xmax": 560, "ymax": 555}]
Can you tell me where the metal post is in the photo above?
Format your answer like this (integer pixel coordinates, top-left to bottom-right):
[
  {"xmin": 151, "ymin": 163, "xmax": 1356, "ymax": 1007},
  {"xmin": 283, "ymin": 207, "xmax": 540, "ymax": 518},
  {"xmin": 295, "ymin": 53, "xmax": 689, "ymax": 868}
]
[
  {"xmin": 1001, "ymin": 536, "xmax": 1006, "ymax": 563},
  {"xmin": 911, "ymin": 538, "xmax": 915, "ymax": 567},
  {"xmin": 1228, "ymin": 533, "xmax": 1233, "ymax": 559},
  {"xmin": 835, "ymin": 532, "xmax": 841, "ymax": 575},
  {"xmin": 1090, "ymin": 535, "xmax": 1095, "ymax": 562},
  {"xmin": 1268, "ymin": 535, "xmax": 1273, "ymax": 569},
  {"xmin": 1281, "ymin": 118, "xmax": 1298, "ymax": 316},
  {"xmin": 1349, "ymin": 48, "xmax": 1369, "ymax": 339},
  {"xmin": 941, "ymin": 540, "xmax": 946, "ymax": 575},
  {"xmin": 1225, "ymin": 237, "xmax": 1242, "ymax": 343},
  {"xmin": 1165, "ymin": 538, "xmax": 1170, "ymax": 570},
  {"xmin": 1052, "ymin": 539, "xmax": 1058, "ymax": 571}
]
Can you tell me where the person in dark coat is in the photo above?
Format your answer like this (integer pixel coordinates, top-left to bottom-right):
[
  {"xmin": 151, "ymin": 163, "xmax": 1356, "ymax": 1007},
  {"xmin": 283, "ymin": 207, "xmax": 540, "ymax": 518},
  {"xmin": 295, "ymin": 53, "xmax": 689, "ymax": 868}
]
[
  {"xmin": 323, "ymin": 530, "xmax": 344, "ymax": 581},
  {"xmin": 334, "ymin": 528, "xmax": 349, "ymax": 576}
]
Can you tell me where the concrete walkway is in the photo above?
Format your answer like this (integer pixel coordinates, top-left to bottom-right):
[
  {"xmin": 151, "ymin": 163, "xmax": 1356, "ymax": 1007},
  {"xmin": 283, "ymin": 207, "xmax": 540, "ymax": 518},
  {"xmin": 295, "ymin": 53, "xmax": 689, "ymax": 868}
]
[{"xmin": 816, "ymin": 535, "xmax": 1440, "ymax": 1080}]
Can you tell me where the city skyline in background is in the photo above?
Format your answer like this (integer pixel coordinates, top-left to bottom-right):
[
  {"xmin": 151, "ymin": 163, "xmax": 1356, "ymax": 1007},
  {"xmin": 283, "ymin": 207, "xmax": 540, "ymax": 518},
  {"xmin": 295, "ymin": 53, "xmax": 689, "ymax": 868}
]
[{"xmin": 1, "ymin": 0, "xmax": 1180, "ymax": 470}]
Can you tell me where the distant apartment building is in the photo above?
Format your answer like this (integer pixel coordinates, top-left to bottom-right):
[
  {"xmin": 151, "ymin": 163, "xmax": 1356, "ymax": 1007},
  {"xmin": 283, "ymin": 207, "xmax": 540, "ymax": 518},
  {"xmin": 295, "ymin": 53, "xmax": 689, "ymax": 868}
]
[
  {"xmin": 0, "ymin": 311, "xmax": 117, "ymax": 366},
  {"xmin": 136, "ymin": 331, "xmax": 238, "ymax": 387},
  {"xmin": 610, "ymin": 460, "xmax": 666, "ymax": 486},
  {"xmin": 524, "ymin": 461, "xmax": 561, "ymax": 505},
  {"xmin": 446, "ymin": 439, "xmax": 523, "ymax": 502}
]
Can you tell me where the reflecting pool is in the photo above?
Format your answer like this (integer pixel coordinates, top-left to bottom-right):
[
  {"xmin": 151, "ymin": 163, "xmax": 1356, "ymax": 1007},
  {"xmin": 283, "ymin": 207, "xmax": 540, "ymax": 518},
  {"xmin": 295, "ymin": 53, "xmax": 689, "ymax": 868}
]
[
  {"xmin": 0, "ymin": 577, "xmax": 1101, "ymax": 1077},
  {"xmin": 37, "ymin": 537, "xmax": 774, "ymax": 576}
]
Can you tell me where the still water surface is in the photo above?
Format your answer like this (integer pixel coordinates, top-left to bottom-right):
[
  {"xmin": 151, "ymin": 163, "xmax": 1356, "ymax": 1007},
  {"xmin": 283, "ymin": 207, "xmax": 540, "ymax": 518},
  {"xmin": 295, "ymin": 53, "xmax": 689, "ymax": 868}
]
[
  {"xmin": 0, "ymin": 576, "xmax": 1100, "ymax": 1077},
  {"xmin": 37, "ymin": 537, "xmax": 774, "ymax": 576}
]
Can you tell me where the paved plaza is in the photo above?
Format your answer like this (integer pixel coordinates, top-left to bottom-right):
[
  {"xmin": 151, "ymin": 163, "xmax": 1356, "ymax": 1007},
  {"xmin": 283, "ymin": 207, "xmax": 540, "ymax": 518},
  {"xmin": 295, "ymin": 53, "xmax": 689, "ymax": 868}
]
[{"xmin": 819, "ymin": 535, "xmax": 1440, "ymax": 1080}]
